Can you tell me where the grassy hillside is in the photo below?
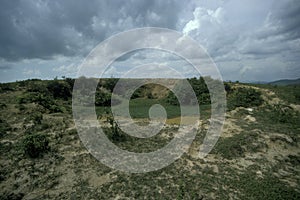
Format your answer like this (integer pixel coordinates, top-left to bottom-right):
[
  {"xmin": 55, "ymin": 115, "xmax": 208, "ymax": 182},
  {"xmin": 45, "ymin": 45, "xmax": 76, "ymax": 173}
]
[
  {"xmin": 0, "ymin": 78, "xmax": 299, "ymax": 199},
  {"xmin": 268, "ymin": 78, "xmax": 300, "ymax": 86}
]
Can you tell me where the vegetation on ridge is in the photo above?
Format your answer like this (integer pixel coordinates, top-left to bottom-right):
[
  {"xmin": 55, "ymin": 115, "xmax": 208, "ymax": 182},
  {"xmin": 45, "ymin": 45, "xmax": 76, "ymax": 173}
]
[{"xmin": 0, "ymin": 77, "xmax": 299, "ymax": 199}]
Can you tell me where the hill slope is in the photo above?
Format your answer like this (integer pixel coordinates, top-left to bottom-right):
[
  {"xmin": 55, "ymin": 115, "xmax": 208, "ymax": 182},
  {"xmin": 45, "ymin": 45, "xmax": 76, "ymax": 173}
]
[
  {"xmin": 0, "ymin": 79, "xmax": 299, "ymax": 199},
  {"xmin": 268, "ymin": 78, "xmax": 300, "ymax": 86}
]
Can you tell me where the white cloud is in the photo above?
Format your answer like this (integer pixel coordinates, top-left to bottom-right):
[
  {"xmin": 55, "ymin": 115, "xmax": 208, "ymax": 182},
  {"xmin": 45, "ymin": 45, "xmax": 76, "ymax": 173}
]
[
  {"xmin": 183, "ymin": 6, "xmax": 225, "ymax": 35},
  {"xmin": 53, "ymin": 63, "xmax": 79, "ymax": 77},
  {"xmin": 23, "ymin": 68, "xmax": 41, "ymax": 76}
]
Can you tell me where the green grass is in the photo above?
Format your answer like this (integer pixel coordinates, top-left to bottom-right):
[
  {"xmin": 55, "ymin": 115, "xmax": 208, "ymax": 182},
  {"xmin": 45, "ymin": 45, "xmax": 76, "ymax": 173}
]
[
  {"xmin": 96, "ymin": 98, "xmax": 211, "ymax": 120},
  {"xmin": 129, "ymin": 98, "xmax": 179, "ymax": 119}
]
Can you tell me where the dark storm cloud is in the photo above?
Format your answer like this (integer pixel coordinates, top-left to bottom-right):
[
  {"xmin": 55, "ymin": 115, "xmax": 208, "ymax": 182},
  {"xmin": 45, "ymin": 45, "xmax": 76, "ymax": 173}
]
[
  {"xmin": 0, "ymin": 0, "xmax": 183, "ymax": 61},
  {"xmin": 241, "ymin": 0, "xmax": 300, "ymax": 56},
  {"xmin": 269, "ymin": 0, "xmax": 300, "ymax": 40},
  {"xmin": 0, "ymin": 65, "xmax": 13, "ymax": 70},
  {"xmin": 251, "ymin": 1, "xmax": 300, "ymax": 43},
  {"xmin": 1, "ymin": 0, "xmax": 299, "ymax": 82}
]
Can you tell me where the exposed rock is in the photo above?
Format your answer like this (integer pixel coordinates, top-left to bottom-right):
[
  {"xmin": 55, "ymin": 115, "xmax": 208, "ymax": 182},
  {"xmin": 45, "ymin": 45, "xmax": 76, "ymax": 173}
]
[
  {"xmin": 256, "ymin": 170, "xmax": 263, "ymax": 178},
  {"xmin": 244, "ymin": 115, "xmax": 256, "ymax": 122}
]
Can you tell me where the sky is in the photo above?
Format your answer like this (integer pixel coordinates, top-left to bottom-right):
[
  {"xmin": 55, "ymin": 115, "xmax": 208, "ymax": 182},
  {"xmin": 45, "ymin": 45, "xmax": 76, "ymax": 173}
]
[{"xmin": 0, "ymin": 0, "xmax": 300, "ymax": 82}]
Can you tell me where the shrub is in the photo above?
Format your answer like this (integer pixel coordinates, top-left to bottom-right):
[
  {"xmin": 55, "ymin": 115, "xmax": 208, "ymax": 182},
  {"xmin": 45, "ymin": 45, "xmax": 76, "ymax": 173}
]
[
  {"xmin": 16, "ymin": 104, "xmax": 26, "ymax": 111},
  {"xmin": 27, "ymin": 82, "xmax": 48, "ymax": 94},
  {"xmin": 17, "ymin": 95, "xmax": 30, "ymax": 104},
  {"xmin": 228, "ymin": 87, "xmax": 263, "ymax": 110},
  {"xmin": 189, "ymin": 77, "xmax": 210, "ymax": 104},
  {"xmin": 167, "ymin": 80, "xmax": 198, "ymax": 106},
  {"xmin": 95, "ymin": 90, "xmax": 111, "ymax": 106},
  {"xmin": 224, "ymin": 82, "xmax": 232, "ymax": 93},
  {"xmin": 166, "ymin": 91, "xmax": 180, "ymax": 106},
  {"xmin": 64, "ymin": 77, "xmax": 75, "ymax": 90},
  {"xmin": 0, "ymin": 118, "xmax": 11, "ymax": 137},
  {"xmin": 49, "ymin": 105, "xmax": 64, "ymax": 113},
  {"xmin": 27, "ymin": 112, "xmax": 43, "ymax": 124},
  {"xmin": 0, "ymin": 83, "xmax": 14, "ymax": 92},
  {"xmin": 0, "ymin": 103, "xmax": 7, "ymax": 109},
  {"xmin": 167, "ymin": 77, "xmax": 211, "ymax": 105},
  {"xmin": 106, "ymin": 116, "xmax": 126, "ymax": 142},
  {"xmin": 29, "ymin": 94, "xmax": 62, "ymax": 112},
  {"xmin": 22, "ymin": 133, "xmax": 49, "ymax": 158},
  {"xmin": 31, "ymin": 93, "xmax": 53, "ymax": 108},
  {"xmin": 103, "ymin": 78, "xmax": 119, "ymax": 92},
  {"xmin": 47, "ymin": 80, "xmax": 71, "ymax": 100},
  {"xmin": 131, "ymin": 86, "xmax": 144, "ymax": 99}
]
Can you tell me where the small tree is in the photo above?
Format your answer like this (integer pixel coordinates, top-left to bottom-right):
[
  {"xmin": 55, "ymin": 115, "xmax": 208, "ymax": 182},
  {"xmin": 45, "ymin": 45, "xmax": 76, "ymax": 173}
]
[
  {"xmin": 106, "ymin": 115, "xmax": 125, "ymax": 142},
  {"xmin": 103, "ymin": 78, "xmax": 119, "ymax": 92},
  {"xmin": 95, "ymin": 90, "xmax": 111, "ymax": 106}
]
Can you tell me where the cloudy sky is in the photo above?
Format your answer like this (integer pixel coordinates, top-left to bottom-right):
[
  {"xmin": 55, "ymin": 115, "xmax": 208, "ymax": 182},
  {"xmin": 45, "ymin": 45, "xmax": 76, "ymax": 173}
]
[{"xmin": 0, "ymin": 0, "xmax": 299, "ymax": 82}]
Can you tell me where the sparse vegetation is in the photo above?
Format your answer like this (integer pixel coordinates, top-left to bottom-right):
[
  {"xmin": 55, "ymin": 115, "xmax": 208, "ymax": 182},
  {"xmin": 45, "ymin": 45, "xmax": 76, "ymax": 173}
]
[
  {"xmin": 212, "ymin": 131, "xmax": 265, "ymax": 159},
  {"xmin": 268, "ymin": 104, "xmax": 299, "ymax": 124},
  {"xmin": 0, "ymin": 78, "xmax": 299, "ymax": 199}
]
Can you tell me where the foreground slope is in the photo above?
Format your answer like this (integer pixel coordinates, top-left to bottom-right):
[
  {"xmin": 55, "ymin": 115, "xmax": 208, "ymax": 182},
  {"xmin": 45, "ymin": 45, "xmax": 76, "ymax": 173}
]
[{"xmin": 0, "ymin": 79, "xmax": 299, "ymax": 199}]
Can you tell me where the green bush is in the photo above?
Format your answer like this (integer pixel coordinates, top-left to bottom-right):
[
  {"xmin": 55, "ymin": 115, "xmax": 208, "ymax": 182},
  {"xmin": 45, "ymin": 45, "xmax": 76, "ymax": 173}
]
[
  {"xmin": 106, "ymin": 116, "xmax": 126, "ymax": 143},
  {"xmin": 166, "ymin": 91, "xmax": 180, "ymax": 106},
  {"xmin": 28, "ymin": 93, "xmax": 63, "ymax": 113},
  {"xmin": 27, "ymin": 82, "xmax": 48, "ymax": 94},
  {"xmin": 0, "ymin": 103, "xmax": 7, "ymax": 109},
  {"xmin": 131, "ymin": 86, "xmax": 145, "ymax": 99},
  {"xmin": 16, "ymin": 104, "xmax": 26, "ymax": 111},
  {"xmin": 95, "ymin": 90, "xmax": 111, "ymax": 106},
  {"xmin": 27, "ymin": 112, "xmax": 43, "ymax": 124},
  {"xmin": 95, "ymin": 90, "xmax": 121, "ymax": 107},
  {"xmin": 103, "ymin": 78, "xmax": 119, "ymax": 92},
  {"xmin": 0, "ymin": 83, "xmax": 14, "ymax": 91},
  {"xmin": 228, "ymin": 87, "xmax": 263, "ymax": 110},
  {"xmin": 47, "ymin": 80, "xmax": 71, "ymax": 100},
  {"xmin": 167, "ymin": 77, "xmax": 211, "ymax": 105},
  {"xmin": 224, "ymin": 82, "xmax": 232, "ymax": 93},
  {"xmin": 64, "ymin": 77, "xmax": 75, "ymax": 90},
  {"xmin": 0, "ymin": 118, "xmax": 11, "ymax": 137},
  {"xmin": 189, "ymin": 77, "xmax": 210, "ymax": 104},
  {"xmin": 167, "ymin": 80, "xmax": 198, "ymax": 106},
  {"xmin": 22, "ymin": 133, "xmax": 49, "ymax": 158}
]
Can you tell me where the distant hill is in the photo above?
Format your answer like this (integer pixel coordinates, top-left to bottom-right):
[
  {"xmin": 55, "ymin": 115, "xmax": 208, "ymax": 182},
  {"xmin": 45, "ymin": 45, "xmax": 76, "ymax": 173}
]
[{"xmin": 268, "ymin": 78, "xmax": 300, "ymax": 86}]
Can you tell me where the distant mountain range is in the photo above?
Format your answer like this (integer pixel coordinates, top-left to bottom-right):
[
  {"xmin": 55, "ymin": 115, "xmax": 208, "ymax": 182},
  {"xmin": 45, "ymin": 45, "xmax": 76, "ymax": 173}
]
[
  {"xmin": 242, "ymin": 78, "xmax": 300, "ymax": 85},
  {"xmin": 268, "ymin": 78, "xmax": 300, "ymax": 86}
]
